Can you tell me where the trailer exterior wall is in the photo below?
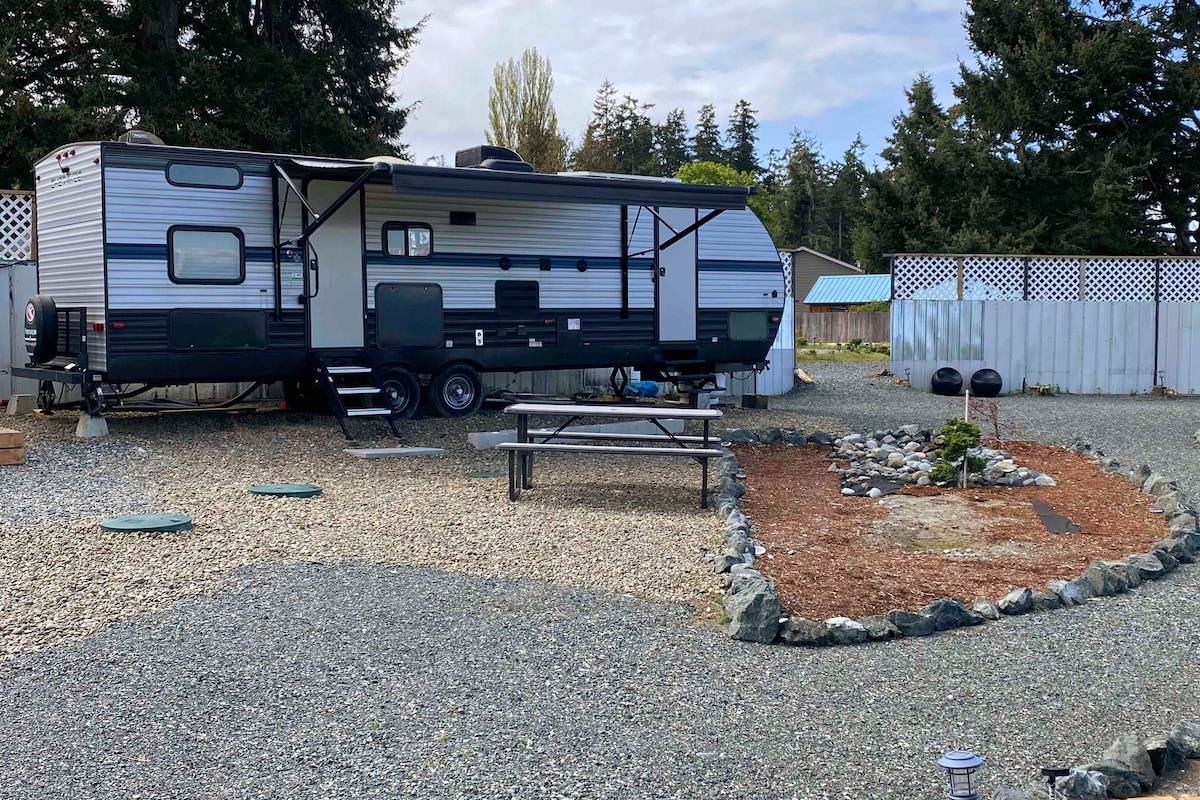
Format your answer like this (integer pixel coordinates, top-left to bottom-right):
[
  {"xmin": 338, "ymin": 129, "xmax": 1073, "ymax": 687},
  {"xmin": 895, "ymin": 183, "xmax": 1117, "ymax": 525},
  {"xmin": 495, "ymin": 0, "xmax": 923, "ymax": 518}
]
[{"xmin": 34, "ymin": 144, "xmax": 107, "ymax": 369}]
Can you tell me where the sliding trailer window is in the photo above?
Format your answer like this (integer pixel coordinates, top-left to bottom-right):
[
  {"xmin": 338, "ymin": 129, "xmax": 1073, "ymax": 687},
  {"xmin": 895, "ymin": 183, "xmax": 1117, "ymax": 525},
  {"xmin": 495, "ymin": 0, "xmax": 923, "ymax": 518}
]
[
  {"xmin": 168, "ymin": 225, "xmax": 246, "ymax": 285},
  {"xmin": 166, "ymin": 161, "xmax": 243, "ymax": 190},
  {"xmin": 383, "ymin": 222, "xmax": 433, "ymax": 258}
]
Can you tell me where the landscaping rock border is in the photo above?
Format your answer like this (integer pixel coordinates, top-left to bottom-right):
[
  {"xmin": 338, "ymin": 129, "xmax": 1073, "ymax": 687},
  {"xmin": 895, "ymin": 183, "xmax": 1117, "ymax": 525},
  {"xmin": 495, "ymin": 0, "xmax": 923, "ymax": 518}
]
[
  {"xmin": 713, "ymin": 427, "xmax": 1200, "ymax": 647},
  {"xmin": 992, "ymin": 721, "xmax": 1200, "ymax": 799}
]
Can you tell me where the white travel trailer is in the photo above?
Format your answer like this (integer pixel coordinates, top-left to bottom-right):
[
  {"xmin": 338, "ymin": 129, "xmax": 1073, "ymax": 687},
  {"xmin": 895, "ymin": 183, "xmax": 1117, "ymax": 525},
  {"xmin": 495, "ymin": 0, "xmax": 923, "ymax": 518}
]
[{"xmin": 17, "ymin": 138, "xmax": 785, "ymax": 436}]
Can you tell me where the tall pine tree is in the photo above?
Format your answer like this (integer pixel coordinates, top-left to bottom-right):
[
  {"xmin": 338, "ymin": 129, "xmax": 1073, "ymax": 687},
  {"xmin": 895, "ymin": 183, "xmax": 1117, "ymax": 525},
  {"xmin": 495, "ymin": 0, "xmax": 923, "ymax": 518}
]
[
  {"xmin": 571, "ymin": 80, "xmax": 620, "ymax": 172},
  {"xmin": 692, "ymin": 103, "xmax": 724, "ymax": 165},
  {"xmin": 724, "ymin": 99, "xmax": 759, "ymax": 175},
  {"xmin": 654, "ymin": 108, "xmax": 691, "ymax": 177}
]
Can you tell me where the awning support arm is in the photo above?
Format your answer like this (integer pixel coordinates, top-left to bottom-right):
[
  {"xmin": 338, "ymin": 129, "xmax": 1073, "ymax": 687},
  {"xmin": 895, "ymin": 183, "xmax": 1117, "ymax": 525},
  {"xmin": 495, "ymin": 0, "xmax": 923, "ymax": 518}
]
[
  {"xmin": 272, "ymin": 161, "xmax": 390, "ymax": 242},
  {"xmin": 628, "ymin": 208, "xmax": 725, "ymax": 258}
]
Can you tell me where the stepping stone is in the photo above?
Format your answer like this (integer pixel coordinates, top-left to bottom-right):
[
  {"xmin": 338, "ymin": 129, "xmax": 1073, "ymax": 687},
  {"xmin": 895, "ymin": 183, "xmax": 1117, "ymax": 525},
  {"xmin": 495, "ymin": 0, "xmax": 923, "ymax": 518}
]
[
  {"xmin": 343, "ymin": 447, "xmax": 445, "ymax": 458},
  {"xmin": 249, "ymin": 483, "xmax": 322, "ymax": 498},
  {"xmin": 100, "ymin": 513, "xmax": 193, "ymax": 533}
]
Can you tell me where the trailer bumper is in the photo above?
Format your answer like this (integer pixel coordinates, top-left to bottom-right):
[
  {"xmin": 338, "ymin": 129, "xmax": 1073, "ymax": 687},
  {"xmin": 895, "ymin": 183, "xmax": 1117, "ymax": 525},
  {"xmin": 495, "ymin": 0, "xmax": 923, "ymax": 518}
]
[{"xmin": 11, "ymin": 366, "xmax": 102, "ymax": 385}]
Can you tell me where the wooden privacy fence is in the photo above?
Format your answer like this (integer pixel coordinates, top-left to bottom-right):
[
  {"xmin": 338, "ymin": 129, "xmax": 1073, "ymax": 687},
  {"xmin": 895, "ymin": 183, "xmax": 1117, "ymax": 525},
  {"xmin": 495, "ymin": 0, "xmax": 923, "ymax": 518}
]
[{"xmin": 797, "ymin": 311, "xmax": 890, "ymax": 343}]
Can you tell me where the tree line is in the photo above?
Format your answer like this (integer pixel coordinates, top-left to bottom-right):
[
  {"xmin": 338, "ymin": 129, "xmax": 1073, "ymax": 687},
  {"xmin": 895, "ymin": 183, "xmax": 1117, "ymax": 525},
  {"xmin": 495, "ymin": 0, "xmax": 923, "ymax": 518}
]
[{"xmin": 0, "ymin": 0, "xmax": 423, "ymax": 190}]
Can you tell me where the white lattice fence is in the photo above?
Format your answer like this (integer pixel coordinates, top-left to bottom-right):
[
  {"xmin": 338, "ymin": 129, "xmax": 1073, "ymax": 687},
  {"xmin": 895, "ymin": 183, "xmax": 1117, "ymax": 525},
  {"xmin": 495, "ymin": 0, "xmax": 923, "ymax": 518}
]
[
  {"xmin": 778, "ymin": 250, "xmax": 794, "ymax": 297},
  {"xmin": 0, "ymin": 191, "xmax": 34, "ymax": 260},
  {"xmin": 893, "ymin": 254, "xmax": 1200, "ymax": 301}
]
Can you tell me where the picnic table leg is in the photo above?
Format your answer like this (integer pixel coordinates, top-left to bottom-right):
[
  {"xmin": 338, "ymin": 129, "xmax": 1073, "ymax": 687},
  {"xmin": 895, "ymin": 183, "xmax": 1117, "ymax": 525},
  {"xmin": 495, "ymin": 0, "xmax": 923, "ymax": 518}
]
[
  {"xmin": 701, "ymin": 456, "xmax": 709, "ymax": 509},
  {"xmin": 508, "ymin": 449, "xmax": 519, "ymax": 501},
  {"xmin": 517, "ymin": 414, "xmax": 533, "ymax": 489}
]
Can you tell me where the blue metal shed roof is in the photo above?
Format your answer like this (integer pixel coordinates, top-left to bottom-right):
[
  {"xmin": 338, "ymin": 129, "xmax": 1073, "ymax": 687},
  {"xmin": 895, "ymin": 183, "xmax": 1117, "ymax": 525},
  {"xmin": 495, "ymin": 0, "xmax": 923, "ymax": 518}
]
[{"xmin": 803, "ymin": 273, "xmax": 891, "ymax": 305}]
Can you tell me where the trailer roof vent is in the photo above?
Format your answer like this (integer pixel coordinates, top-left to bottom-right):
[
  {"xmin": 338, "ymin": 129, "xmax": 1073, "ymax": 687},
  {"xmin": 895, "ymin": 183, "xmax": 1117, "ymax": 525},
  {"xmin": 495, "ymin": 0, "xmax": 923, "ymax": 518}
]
[
  {"xmin": 454, "ymin": 145, "xmax": 534, "ymax": 173},
  {"xmin": 117, "ymin": 129, "xmax": 165, "ymax": 146}
]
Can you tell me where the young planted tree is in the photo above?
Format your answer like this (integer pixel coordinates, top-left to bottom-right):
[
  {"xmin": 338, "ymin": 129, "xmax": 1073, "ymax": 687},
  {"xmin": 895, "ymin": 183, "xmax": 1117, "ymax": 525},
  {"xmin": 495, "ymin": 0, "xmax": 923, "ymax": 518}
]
[
  {"xmin": 928, "ymin": 419, "xmax": 985, "ymax": 487},
  {"xmin": 486, "ymin": 47, "xmax": 571, "ymax": 173}
]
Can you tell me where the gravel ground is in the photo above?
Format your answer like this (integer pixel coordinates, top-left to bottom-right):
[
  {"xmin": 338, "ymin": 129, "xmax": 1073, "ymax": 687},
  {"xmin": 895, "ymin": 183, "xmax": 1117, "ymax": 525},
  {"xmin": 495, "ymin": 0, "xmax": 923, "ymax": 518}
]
[
  {"xmin": 0, "ymin": 562, "xmax": 1197, "ymax": 800},
  {"xmin": 0, "ymin": 408, "xmax": 728, "ymax": 658},
  {"xmin": 2, "ymin": 371, "xmax": 1200, "ymax": 798}
]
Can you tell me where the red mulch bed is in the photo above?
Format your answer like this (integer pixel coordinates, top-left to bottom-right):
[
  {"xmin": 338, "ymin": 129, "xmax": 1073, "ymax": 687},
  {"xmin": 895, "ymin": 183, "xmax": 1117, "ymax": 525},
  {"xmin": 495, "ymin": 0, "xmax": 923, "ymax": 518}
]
[{"xmin": 735, "ymin": 442, "xmax": 1170, "ymax": 620}]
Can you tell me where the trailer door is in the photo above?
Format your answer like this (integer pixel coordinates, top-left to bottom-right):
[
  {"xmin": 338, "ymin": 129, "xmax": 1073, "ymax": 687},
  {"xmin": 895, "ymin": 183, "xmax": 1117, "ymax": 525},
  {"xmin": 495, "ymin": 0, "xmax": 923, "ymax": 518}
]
[
  {"xmin": 306, "ymin": 180, "xmax": 365, "ymax": 349},
  {"xmin": 656, "ymin": 207, "xmax": 698, "ymax": 342}
]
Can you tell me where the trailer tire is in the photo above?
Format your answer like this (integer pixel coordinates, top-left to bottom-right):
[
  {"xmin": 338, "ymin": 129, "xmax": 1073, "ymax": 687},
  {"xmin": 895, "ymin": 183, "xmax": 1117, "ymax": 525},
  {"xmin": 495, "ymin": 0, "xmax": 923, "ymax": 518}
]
[
  {"xmin": 429, "ymin": 363, "xmax": 483, "ymax": 418},
  {"xmin": 377, "ymin": 366, "xmax": 420, "ymax": 420},
  {"xmin": 24, "ymin": 295, "xmax": 58, "ymax": 365}
]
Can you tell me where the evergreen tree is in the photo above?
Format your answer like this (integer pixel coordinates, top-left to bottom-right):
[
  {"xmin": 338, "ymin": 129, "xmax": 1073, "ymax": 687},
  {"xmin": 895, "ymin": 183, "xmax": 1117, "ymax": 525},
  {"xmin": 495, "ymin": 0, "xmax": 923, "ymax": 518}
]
[
  {"xmin": 571, "ymin": 80, "xmax": 620, "ymax": 172},
  {"xmin": 692, "ymin": 103, "xmax": 723, "ymax": 165},
  {"xmin": 486, "ymin": 47, "xmax": 570, "ymax": 173},
  {"xmin": 611, "ymin": 95, "xmax": 656, "ymax": 175},
  {"xmin": 654, "ymin": 108, "xmax": 691, "ymax": 177},
  {"xmin": 774, "ymin": 131, "xmax": 829, "ymax": 252},
  {"xmin": 724, "ymin": 99, "xmax": 759, "ymax": 174}
]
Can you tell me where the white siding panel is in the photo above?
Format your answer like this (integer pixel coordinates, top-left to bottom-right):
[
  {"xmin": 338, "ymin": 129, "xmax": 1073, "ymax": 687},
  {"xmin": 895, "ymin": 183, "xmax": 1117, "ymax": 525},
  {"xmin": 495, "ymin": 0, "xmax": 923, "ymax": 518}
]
[
  {"xmin": 105, "ymin": 170, "xmax": 275, "ymax": 246},
  {"xmin": 698, "ymin": 271, "xmax": 785, "ymax": 309},
  {"xmin": 35, "ymin": 144, "xmax": 107, "ymax": 369},
  {"xmin": 697, "ymin": 208, "xmax": 779, "ymax": 262}
]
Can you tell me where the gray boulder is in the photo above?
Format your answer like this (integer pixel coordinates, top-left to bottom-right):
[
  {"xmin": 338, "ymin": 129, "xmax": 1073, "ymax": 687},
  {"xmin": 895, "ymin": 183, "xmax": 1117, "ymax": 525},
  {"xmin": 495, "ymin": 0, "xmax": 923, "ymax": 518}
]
[
  {"xmin": 759, "ymin": 427, "xmax": 783, "ymax": 445},
  {"xmin": 1130, "ymin": 464, "xmax": 1151, "ymax": 485},
  {"xmin": 713, "ymin": 552, "xmax": 742, "ymax": 573},
  {"xmin": 1144, "ymin": 734, "xmax": 1185, "ymax": 776},
  {"xmin": 724, "ymin": 570, "xmax": 781, "ymax": 644},
  {"xmin": 858, "ymin": 615, "xmax": 901, "ymax": 641},
  {"xmin": 1169, "ymin": 720, "xmax": 1200, "ymax": 758},
  {"xmin": 826, "ymin": 617, "xmax": 869, "ymax": 645},
  {"xmin": 1153, "ymin": 490, "xmax": 1182, "ymax": 515},
  {"xmin": 1082, "ymin": 562, "xmax": 1122, "ymax": 596},
  {"xmin": 725, "ymin": 428, "xmax": 758, "ymax": 445},
  {"xmin": 1155, "ymin": 536, "xmax": 1197, "ymax": 565},
  {"xmin": 971, "ymin": 597, "xmax": 1001, "ymax": 620},
  {"xmin": 920, "ymin": 597, "xmax": 985, "ymax": 630},
  {"xmin": 1075, "ymin": 760, "xmax": 1144, "ymax": 798},
  {"xmin": 1103, "ymin": 561, "xmax": 1141, "ymax": 590},
  {"xmin": 1168, "ymin": 510, "xmax": 1197, "ymax": 534},
  {"xmin": 1101, "ymin": 734, "xmax": 1155, "ymax": 788},
  {"xmin": 1151, "ymin": 547, "xmax": 1181, "ymax": 573},
  {"xmin": 1126, "ymin": 553, "xmax": 1166, "ymax": 581},
  {"xmin": 887, "ymin": 609, "xmax": 934, "ymax": 637},
  {"xmin": 1049, "ymin": 578, "xmax": 1093, "ymax": 606},
  {"xmin": 1054, "ymin": 769, "xmax": 1108, "ymax": 800},
  {"xmin": 808, "ymin": 431, "xmax": 834, "ymax": 446},
  {"xmin": 783, "ymin": 431, "xmax": 808, "ymax": 446},
  {"xmin": 998, "ymin": 587, "xmax": 1034, "ymax": 615},
  {"xmin": 778, "ymin": 617, "xmax": 831, "ymax": 647},
  {"xmin": 1143, "ymin": 473, "xmax": 1175, "ymax": 496},
  {"xmin": 1030, "ymin": 591, "xmax": 1064, "ymax": 612}
]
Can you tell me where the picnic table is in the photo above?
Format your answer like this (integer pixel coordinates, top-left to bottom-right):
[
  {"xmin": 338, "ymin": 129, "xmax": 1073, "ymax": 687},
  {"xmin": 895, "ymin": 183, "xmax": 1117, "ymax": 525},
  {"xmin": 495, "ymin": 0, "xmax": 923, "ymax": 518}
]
[{"xmin": 496, "ymin": 403, "xmax": 724, "ymax": 507}]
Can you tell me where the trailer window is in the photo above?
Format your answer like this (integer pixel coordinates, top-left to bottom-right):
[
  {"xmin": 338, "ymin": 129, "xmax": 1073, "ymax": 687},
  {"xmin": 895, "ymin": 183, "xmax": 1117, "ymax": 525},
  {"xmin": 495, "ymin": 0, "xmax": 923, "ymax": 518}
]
[
  {"xmin": 383, "ymin": 223, "xmax": 432, "ymax": 258},
  {"xmin": 166, "ymin": 162, "xmax": 243, "ymax": 190},
  {"xmin": 168, "ymin": 226, "xmax": 245, "ymax": 285}
]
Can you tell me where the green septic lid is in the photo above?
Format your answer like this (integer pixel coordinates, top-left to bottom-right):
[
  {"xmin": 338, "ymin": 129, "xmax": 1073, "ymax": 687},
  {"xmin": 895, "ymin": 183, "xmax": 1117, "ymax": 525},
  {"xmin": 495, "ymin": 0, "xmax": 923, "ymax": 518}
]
[
  {"xmin": 100, "ymin": 513, "xmax": 193, "ymax": 533},
  {"xmin": 248, "ymin": 483, "xmax": 323, "ymax": 498}
]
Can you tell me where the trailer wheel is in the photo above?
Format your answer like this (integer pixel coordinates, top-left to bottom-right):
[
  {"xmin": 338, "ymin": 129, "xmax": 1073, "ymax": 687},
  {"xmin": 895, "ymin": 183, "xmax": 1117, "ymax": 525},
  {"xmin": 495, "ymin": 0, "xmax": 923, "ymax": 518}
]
[
  {"xmin": 377, "ymin": 366, "xmax": 420, "ymax": 419},
  {"xmin": 429, "ymin": 363, "xmax": 483, "ymax": 418}
]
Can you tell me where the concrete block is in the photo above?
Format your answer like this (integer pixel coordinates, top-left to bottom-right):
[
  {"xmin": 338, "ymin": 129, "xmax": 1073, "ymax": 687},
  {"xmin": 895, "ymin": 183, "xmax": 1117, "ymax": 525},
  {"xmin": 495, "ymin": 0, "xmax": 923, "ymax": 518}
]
[
  {"xmin": 468, "ymin": 418, "xmax": 685, "ymax": 450},
  {"xmin": 344, "ymin": 447, "xmax": 445, "ymax": 458},
  {"xmin": 4, "ymin": 394, "xmax": 35, "ymax": 416},
  {"xmin": 75, "ymin": 414, "xmax": 109, "ymax": 438}
]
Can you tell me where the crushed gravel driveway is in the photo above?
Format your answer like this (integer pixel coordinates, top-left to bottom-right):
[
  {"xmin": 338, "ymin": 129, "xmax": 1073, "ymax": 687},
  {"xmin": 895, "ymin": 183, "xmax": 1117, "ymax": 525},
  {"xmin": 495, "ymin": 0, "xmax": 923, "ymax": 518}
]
[{"xmin": 2, "ymin": 368, "xmax": 1199, "ymax": 799}]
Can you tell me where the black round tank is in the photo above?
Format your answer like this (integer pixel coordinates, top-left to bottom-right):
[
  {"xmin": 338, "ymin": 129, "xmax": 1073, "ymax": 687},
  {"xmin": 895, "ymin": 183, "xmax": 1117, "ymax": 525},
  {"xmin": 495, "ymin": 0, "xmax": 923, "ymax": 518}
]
[
  {"xmin": 931, "ymin": 367, "xmax": 963, "ymax": 396},
  {"xmin": 970, "ymin": 368, "xmax": 1003, "ymax": 398}
]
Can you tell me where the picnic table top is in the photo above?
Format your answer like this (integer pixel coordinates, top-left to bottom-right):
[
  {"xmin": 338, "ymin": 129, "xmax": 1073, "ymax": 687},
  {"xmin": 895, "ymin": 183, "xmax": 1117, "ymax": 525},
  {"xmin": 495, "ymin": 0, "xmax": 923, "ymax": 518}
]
[{"xmin": 503, "ymin": 402, "xmax": 722, "ymax": 420}]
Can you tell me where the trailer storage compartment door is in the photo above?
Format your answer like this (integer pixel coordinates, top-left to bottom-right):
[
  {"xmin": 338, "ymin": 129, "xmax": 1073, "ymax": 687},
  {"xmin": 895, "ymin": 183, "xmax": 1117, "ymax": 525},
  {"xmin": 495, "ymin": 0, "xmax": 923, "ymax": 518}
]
[{"xmin": 656, "ymin": 207, "xmax": 697, "ymax": 343}]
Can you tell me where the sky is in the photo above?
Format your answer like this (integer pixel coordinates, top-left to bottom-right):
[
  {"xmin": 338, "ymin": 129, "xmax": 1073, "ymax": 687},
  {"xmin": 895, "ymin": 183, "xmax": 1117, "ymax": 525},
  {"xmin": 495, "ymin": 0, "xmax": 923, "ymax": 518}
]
[{"xmin": 391, "ymin": 0, "xmax": 971, "ymax": 170}]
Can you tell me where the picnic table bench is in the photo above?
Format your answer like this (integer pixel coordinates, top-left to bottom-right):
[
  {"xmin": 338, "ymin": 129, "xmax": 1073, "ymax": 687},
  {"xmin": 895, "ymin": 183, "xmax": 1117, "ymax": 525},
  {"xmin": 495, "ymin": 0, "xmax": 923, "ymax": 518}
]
[{"xmin": 496, "ymin": 403, "xmax": 724, "ymax": 507}]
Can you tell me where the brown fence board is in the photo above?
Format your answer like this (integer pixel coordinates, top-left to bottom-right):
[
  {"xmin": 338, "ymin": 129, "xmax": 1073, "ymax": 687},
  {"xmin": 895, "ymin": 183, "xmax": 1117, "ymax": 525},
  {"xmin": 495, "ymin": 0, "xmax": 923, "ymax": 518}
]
[{"xmin": 796, "ymin": 311, "xmax": 890, "ymax": 343}]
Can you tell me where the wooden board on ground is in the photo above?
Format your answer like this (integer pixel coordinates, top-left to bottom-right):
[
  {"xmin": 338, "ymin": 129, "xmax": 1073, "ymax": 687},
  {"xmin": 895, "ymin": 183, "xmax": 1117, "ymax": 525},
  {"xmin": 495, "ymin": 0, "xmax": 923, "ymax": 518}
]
[
  {"xmin": 0, "ymin": 426, "xmax": 25, "ymax": 465},
  {"xmin": 344, "ymin": 447, "xmax": 446, "ymax": 458}
]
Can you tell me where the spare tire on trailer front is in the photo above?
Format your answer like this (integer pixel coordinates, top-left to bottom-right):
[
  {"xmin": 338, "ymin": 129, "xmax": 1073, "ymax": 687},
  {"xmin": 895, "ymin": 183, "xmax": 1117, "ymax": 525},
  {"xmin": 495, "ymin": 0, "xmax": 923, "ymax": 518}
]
[{"xmin": 24, "ymin": 295, "xmax": 58, "ymax": 365}]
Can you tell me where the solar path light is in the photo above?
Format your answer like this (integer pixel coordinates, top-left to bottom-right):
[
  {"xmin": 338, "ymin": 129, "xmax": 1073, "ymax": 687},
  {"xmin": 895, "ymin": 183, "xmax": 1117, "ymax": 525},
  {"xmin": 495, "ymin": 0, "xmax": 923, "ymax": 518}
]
[{"xmin": 937, "ymin": 750, "xmax": 983, "ymax": 800}]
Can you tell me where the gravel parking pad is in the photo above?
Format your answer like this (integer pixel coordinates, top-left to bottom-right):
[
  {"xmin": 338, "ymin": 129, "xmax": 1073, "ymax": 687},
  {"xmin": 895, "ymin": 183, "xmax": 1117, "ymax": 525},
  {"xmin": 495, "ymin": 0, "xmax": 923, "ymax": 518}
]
[
  {"xmin": 0, "ymin": 410, "xmax": 723, "ymax": 658},
  {"xmin": 1, "ymin": 561, "xmax": 1198, "ymax": 800}
]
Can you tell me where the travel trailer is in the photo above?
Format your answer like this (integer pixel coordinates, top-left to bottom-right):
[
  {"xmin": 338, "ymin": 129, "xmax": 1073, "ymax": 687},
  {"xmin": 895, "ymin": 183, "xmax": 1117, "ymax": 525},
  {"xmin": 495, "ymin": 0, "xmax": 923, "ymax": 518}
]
[{"xmin": 17, "ymin": 138, "xmax": 785, "ymax": 435}]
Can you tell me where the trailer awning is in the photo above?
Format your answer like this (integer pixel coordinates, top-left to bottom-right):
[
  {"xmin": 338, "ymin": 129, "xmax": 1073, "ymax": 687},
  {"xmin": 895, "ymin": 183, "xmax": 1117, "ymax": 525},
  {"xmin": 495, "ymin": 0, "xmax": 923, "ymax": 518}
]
[{"xmin": 389, "ymin": 165, "xmax": 750, "ymax": 210}]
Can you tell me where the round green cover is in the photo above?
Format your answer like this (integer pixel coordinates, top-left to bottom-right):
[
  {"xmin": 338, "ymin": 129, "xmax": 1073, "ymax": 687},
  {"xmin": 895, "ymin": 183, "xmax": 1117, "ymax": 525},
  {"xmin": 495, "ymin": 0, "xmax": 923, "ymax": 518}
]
[
  {"xmin": 100, "ymin": 513, "xmax": 193, "ymax": 533},
  {"xmin": 248, "ymin": 483, "xmax": 322, "ymax": 498}
]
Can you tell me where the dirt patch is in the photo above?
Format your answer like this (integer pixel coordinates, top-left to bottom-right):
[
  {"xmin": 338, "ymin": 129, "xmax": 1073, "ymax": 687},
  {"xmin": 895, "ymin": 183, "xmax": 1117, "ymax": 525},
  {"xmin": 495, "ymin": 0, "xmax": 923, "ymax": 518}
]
[{"xmin": 736, "ymin": 441, "xmax": 1170, "ymax": 620}]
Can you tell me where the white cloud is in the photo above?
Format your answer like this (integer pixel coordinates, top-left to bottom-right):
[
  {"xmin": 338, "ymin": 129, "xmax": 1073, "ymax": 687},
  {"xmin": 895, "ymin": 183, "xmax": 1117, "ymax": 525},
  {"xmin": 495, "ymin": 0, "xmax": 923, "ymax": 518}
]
[{"xmin": 392, "ymin": 0, "xmax": 968, "ymax": 162}]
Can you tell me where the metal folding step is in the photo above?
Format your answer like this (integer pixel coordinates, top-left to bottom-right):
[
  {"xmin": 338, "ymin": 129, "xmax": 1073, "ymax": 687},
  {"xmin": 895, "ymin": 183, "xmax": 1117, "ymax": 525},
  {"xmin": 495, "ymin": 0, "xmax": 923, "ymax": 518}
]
[{"xmin": 314, "ymin": 354, "xmax": 400, "ymax": 440}]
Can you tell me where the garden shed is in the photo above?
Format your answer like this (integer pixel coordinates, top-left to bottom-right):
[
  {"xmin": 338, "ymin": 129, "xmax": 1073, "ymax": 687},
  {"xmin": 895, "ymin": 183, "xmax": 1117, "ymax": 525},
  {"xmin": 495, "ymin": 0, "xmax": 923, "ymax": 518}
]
[{"xmin": 783, "ymin": 246, "xmax": 862, "ymax": 312}]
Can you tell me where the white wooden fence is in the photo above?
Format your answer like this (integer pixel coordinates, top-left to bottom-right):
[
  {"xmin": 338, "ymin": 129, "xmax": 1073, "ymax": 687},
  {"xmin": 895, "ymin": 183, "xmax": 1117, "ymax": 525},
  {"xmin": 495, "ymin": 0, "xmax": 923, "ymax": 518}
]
[{"xmin": 890, "ymin": 254, "xmax": 1200, "ymax": 394}]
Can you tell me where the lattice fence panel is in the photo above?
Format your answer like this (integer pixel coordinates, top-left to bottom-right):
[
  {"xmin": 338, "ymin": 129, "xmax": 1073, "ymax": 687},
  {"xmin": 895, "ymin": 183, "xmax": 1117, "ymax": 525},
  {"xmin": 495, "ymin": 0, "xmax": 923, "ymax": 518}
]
[
  {"xmin": 778, "ymin": 250, "xmax": 794, "ymax": 297},
  {"xmin": 1159, "ymin": 260, "xmax": 1200, "ymax": 302},
  {"xmin": 1028, "ymin": 257, "xmax": 1082, "ymax": 301},
  {"xmin": 1084, "ymin": 257, "xmax": 1156, "ymax": 301},
  {"xmin": 962, "ymin": 255, "xmax": 1023, "ymax": 300},
  {"xmin": 0, "ymin": 191, "xmax": 34, "ymax": 260},
  {"xmin": 892, "ymin": 254, "xmax": 957, "ymax": 299}
]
